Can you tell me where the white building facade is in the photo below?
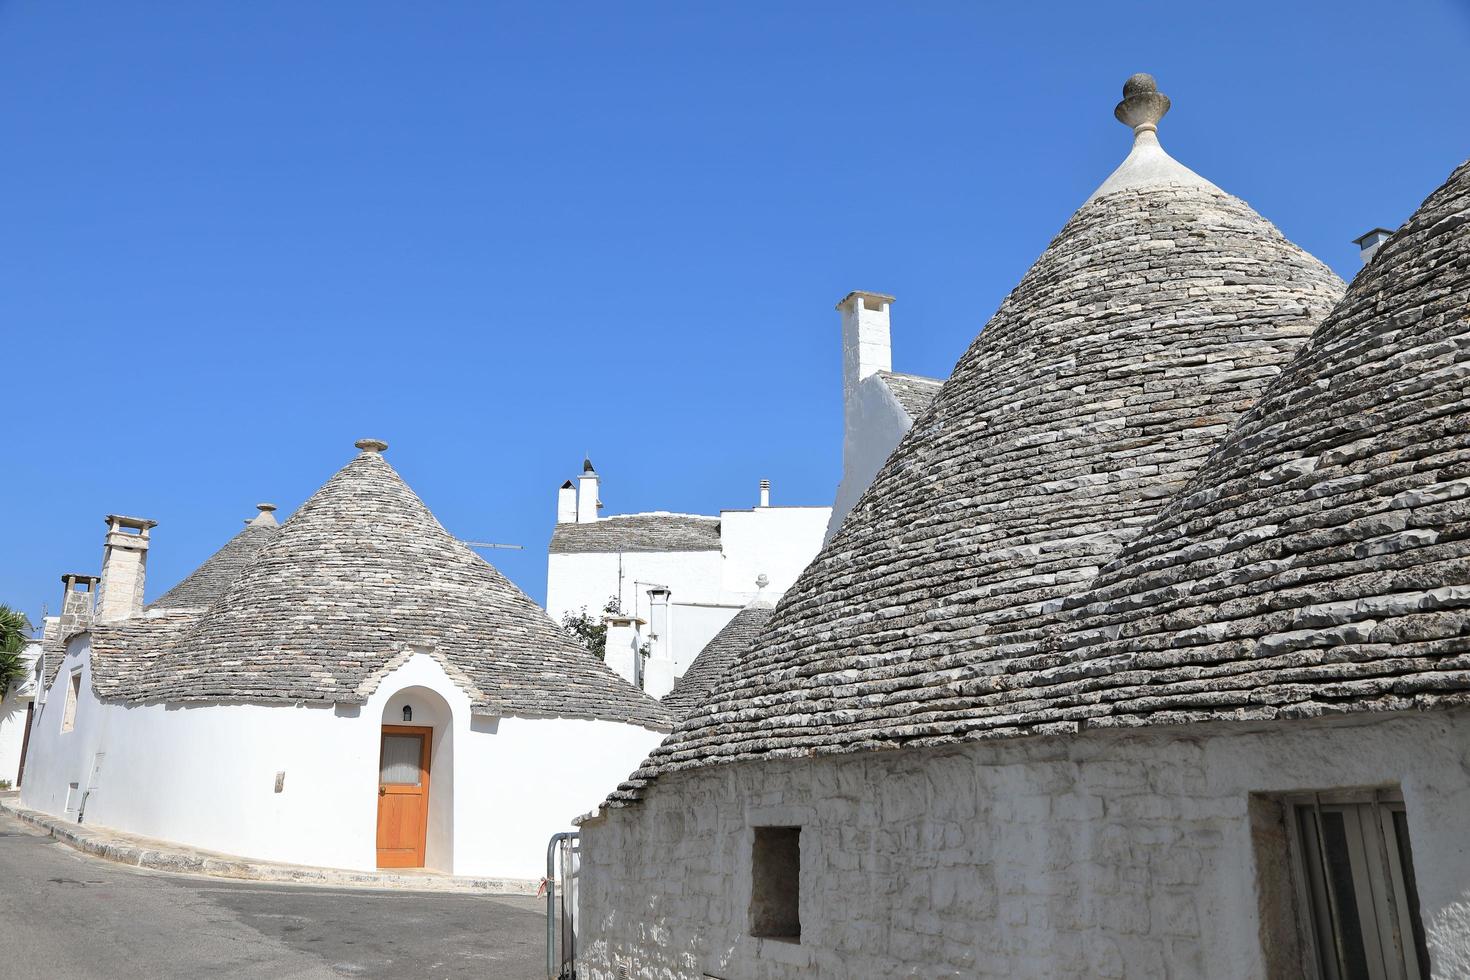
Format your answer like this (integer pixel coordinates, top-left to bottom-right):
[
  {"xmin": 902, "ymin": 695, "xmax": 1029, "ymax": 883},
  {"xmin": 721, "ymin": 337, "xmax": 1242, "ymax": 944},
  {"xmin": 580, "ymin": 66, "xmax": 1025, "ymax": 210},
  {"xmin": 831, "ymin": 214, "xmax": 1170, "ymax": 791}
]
[{"xmin": 546, "ymin": 460, "xmax": 829, "ymax": 697}]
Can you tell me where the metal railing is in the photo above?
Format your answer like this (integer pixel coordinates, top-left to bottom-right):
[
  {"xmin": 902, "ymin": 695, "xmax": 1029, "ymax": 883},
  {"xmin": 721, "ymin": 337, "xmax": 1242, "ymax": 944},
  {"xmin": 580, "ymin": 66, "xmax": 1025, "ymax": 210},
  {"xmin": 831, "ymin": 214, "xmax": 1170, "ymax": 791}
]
[{"xmin": 545, "ymin": 831, "xmax": 580, "ymax": 979}]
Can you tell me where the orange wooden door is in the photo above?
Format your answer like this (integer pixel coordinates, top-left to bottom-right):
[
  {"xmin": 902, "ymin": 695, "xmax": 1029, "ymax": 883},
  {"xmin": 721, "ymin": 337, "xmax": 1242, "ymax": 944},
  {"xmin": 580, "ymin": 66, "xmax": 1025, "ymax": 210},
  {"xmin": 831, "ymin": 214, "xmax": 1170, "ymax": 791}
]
[{"xmin": 376, "ymin": 725, "xmax": 432, "ymax": 868}]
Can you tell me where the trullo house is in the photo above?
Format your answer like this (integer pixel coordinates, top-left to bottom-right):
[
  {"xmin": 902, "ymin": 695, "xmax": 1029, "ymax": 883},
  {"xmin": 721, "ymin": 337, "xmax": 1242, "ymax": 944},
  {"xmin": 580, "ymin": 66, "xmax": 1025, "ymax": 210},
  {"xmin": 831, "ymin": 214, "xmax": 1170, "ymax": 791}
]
[
  {"xmin": 20, "ymin": 439, "xmax": 671, "ymax": 880},
  {"xmin": 571, "ymin": 76, "xmax": 1470, "ymax": 977}
]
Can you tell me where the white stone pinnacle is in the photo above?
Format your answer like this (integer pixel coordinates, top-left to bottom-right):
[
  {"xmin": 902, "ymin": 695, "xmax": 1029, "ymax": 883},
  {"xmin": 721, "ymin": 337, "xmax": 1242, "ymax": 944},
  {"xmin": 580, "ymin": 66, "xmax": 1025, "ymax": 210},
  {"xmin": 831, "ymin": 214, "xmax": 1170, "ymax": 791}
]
[{"xmin": 1086, "ymin": 73, "xmax": 1221, "ymax": 204}]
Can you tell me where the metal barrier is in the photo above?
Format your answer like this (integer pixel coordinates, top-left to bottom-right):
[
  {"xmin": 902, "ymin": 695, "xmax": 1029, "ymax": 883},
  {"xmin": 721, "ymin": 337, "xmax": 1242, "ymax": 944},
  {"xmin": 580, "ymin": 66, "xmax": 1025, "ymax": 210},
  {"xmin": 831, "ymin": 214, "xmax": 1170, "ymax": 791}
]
[{"xmin": 545, "ymin": 831, "xmax": 580, "ymax": 979}]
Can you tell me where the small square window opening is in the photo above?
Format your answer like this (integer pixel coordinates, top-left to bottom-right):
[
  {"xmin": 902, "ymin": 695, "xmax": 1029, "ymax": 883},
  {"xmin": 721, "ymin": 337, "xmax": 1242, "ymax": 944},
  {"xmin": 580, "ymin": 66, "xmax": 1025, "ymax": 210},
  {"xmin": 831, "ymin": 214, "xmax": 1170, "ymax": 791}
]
[
  {"xmin": 61, "ymin": 670, "xmax": 81, "ymax": 733},
  {"xmin": 750, "ymin": 826, "xmax": 801, "ymax": 942}
]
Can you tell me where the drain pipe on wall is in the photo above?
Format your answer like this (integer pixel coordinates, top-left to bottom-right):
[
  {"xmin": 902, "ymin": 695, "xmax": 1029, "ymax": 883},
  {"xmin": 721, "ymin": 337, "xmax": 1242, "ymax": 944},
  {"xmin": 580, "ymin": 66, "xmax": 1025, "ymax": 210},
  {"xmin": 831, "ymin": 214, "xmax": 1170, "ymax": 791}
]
[{"xmin": 546, "ymin": 831, "xmax": 578, "ymax": 979}]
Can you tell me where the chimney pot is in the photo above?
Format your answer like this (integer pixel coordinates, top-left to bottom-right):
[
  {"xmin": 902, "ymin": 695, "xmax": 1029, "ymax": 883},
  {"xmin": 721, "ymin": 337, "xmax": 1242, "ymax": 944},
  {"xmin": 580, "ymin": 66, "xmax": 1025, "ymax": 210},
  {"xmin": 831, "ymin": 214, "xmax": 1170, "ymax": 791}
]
[
  {"xmin": 838, "ymin": 291, "xmax": 895, "ymax": 402},
  {"xmin": 1352, "ymin": 227, "xmax": 1395, "ymax": 265},
  {"xmin": 577, "ymin": 460, "xmax": 601, "ymax": 524},
  {"xmin": 557, "ymin": 480, "xmax": 577, "ymax": 524},
  {"xmin": 759, "ymin": 479, "xmax": 771, "ymax": 508}
]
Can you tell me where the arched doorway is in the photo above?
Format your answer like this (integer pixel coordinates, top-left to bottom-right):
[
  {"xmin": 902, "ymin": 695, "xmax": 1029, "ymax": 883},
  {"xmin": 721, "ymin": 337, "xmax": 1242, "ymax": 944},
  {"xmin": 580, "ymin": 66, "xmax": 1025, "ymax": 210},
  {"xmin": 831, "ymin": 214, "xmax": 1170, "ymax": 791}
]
[{"xmin": 377, "ymin": 685, "xmax": 454, "ymax": 871}]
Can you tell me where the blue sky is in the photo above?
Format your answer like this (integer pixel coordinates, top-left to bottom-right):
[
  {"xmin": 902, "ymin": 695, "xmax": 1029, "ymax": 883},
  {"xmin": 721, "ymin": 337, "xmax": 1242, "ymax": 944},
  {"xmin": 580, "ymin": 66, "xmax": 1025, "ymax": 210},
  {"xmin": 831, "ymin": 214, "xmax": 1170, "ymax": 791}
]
[{"xmin": 4, "ymin": 1, "xmax": 1468, "ymax": 624}]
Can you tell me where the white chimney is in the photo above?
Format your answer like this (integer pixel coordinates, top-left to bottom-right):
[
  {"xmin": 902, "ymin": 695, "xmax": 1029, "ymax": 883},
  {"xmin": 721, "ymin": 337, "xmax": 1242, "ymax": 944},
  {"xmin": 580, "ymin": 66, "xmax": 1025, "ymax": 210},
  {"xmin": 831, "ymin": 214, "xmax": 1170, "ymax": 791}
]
[
  {"xmin": 556, "ymin": 481, "xmax": 577, "ymax": 524},
  {"xmin": 577, "ymin": 458, "xmax": 600, "ymax": 524},
  {"xmin": 837, "ymin": 291, "xmax": 895, "ymax": 406},
  {"xmin": 1352, "ymin": 227, "xmax": 1394, "ymax": 265},
  {"xmin": 759, "ymin": 479, "xmax": 771, "ymax": 508},
  {"xmin": 643, "ymin": 588, "xmax": 675, "ymax": 698},
  {"xmin": 602, "ymin": 613, "xmax": 644, "ymax": 688},
  {"xmin": 96, "ymin": 514, "xmax": 157, "ymax": 622}
]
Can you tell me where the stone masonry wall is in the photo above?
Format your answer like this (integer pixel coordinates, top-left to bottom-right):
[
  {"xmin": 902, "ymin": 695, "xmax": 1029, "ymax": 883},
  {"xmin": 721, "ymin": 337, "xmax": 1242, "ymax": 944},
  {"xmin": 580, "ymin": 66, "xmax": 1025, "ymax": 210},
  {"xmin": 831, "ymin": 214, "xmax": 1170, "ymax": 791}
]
[{"xmin": 579, "ymin": 709, "xmax": 1470, "ymax": 979}]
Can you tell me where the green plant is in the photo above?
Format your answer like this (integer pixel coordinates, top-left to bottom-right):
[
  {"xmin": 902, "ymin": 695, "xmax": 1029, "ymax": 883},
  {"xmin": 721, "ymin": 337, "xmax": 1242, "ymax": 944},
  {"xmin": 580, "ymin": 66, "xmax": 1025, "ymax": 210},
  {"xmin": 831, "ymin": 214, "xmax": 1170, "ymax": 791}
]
[
  {"xmin": 0, "ymin": 604, "xmax": 32, "ymax": 699},
  {"xmin": 0, "ymin": 779, "xmax": 11, "ymax": 791},
  {"xmin": 560, "ymin": 596, "xmax": 622, "ymax": 660}
]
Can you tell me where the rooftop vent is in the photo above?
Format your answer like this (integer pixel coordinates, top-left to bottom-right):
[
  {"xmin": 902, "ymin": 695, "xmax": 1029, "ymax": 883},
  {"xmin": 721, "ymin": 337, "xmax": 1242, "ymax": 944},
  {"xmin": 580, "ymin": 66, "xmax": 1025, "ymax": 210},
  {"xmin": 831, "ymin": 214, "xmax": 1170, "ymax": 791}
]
[{"xmin": 1353, "ymin": 227, "xmax": 1395, "ymax": 265}]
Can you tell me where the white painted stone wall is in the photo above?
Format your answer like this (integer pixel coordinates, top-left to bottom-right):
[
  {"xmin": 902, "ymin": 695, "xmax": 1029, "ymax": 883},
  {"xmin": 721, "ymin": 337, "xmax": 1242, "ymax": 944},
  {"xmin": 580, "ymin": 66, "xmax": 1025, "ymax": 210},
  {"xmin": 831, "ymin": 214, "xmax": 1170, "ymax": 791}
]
[
  {"xmin": 548, "ymin": 551, "xmax": 740, "ymax": 681},
  {"xmin": 669, "ymin": 603, "xmax": 741, "ymax": 674},
  {"xmin": 21, "ymin": 639, "xmax": 666, "ymax": 881},
  {"xmin": 717, "ymin": 507, "xmax": 830, "ymax": 599},
  {"xmin": 0, "ymin": 641, "xmax": 39, "ymax": 784},
  {"xmin": 547, "ymin": 550, "xmax": 727, "ymax": 626},
  {"xmin": 547, "ymin": 506, "xmax": 828, "ymax": 688},
  {"xmin": 577, "ymin": 710, "xmax": 1470, "ymax": 978},
  {"xmin": 826, "ymin": 376, "xmax": 916, "ymax": 543}
]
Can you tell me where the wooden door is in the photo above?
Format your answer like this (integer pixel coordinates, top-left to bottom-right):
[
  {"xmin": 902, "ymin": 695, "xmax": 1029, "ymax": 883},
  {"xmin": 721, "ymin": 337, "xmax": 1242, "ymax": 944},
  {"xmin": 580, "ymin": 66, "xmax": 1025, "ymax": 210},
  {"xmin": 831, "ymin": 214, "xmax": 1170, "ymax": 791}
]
[
  {"xmin": 376, "ymin": 724, "xmax": 432, "ymax": 868},
  {"xmin": 16, "ymin": 702, "xmax": 34, "ymax": 787}
]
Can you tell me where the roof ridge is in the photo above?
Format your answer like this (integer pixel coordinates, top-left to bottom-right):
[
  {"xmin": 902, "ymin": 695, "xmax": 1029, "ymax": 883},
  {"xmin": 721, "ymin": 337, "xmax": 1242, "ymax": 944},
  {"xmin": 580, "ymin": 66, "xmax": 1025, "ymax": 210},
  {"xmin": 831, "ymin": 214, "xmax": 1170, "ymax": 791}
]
[{"xmin": 877, "ymin": 370, "xmax": 943, "ymax": 385}]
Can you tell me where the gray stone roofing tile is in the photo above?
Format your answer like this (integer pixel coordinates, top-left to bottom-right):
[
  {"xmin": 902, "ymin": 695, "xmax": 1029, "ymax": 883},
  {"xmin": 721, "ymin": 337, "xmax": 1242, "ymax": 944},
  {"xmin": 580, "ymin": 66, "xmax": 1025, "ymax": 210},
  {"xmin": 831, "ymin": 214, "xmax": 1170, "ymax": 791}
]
[
  {"xmin": 149, "ymin": 524, "xmax": 278, "ymax": 610},
  {"xmin": 661, "ymin": 604, "xmax": 774, "ymax": 719},
  {"xmin": 549, "ymin": 513, "xmax": 721, "ymax": 554},
  {"xmin": 876, "ymin": 371, "xmax": 944, "ymax": 419},
  {"xmin": 1031, "ymin": 156, "xmax": 1470, "ymax": 728},
  {"xmin": 605, "ymin": 137, "xmax": 1351, "ymax": 800},
  {"xmin": 88, "ymin": 450, "xmax": 672, "ymax": 729}
]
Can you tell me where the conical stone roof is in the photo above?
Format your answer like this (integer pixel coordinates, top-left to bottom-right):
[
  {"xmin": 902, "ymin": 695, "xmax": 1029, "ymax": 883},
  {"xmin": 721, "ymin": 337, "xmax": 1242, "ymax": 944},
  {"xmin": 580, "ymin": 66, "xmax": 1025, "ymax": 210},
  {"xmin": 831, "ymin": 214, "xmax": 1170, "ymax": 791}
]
[
  {"xmin": 608, "ymin": 76, "xmax": 1345, "ymax": 795},
  {"xmin": 101, "ymin": 444, "xmax": 671, "ymax": 728},
  {"xmin": 661, "ymin": 602, "xmax": 775, "ymax": 720},
  {"xmin": 1019, "ymin": 156, "xmax": 1470, "ymax": 731},
  {"xmin": 149, "ymin": 507, "xmax": 279, "ymax": 610}
]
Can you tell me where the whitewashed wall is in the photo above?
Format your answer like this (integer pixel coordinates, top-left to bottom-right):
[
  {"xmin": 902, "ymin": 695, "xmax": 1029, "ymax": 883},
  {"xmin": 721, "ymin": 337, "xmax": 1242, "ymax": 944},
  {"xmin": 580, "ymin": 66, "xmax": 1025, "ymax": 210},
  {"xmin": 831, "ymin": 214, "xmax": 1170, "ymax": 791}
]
[
  {"xmin": 547, "ymin": 551, "xmax": 726, "ymax": 625},
  {"xmin": 827, "ymin": 378, "xmax": 915, "ymax": 543},
  {"xmin": 21, "ymin": 641, "xmax": 666, "ymax": 881},
  {"xmin": 669, "ymin": 603, "xmax": 742, "ymax": 674},
  {"xmin": 717, "ymin": 507, "xmax": 829, "ymax": 599},
  {"xmin": 577, "ymin": 709, "xmax": 1470, "ymax": 979}
]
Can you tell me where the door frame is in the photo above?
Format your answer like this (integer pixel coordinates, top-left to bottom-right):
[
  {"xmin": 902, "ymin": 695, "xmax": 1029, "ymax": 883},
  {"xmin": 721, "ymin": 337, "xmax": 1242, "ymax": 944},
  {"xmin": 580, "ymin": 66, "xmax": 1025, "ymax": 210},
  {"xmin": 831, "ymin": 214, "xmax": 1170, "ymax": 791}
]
[{"xmin": 377, "ymin": 723, "xmax": 433, "ymax": 869}]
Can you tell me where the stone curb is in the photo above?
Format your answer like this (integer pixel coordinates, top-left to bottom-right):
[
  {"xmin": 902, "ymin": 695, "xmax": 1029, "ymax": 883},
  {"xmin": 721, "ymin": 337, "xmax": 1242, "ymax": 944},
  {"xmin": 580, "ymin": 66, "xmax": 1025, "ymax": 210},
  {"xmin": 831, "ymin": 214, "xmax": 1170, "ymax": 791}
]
[{"xmin": 0, "ymin": 795, "xmax": 537, "ymax": 895}]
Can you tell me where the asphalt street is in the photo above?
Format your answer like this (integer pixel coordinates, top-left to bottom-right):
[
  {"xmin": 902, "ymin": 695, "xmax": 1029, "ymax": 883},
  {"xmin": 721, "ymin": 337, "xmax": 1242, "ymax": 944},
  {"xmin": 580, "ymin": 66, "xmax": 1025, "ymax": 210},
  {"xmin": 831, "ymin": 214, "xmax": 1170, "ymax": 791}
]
[{"xmin": 0, "ymin": 811, "xmax": 548, "ymax": 979}]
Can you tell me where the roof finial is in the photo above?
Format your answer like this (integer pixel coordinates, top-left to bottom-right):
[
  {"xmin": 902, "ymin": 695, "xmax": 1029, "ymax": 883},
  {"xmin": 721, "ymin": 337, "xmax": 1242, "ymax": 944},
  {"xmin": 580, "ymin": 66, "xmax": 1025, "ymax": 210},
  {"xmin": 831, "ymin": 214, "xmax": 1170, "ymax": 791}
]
[
  {"xmin": 1114, "ymin": 73, "xmax": 1170, "ymax": 136},
  {"xmin": 355, "ymin": 438, "xmax": 388, "ymax": 454},
  {"xmin": 247, "ymin": 502, "xmax": 280, "ymax": 527}
]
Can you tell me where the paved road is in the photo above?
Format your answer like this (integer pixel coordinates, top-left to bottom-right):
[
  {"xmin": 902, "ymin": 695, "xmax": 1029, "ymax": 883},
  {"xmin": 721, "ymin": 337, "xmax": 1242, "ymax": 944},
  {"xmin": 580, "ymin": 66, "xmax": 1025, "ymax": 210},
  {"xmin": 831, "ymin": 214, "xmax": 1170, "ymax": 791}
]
[{"xmin": 0, "ymin": 812, "xmax": 548, "ymax": 979}]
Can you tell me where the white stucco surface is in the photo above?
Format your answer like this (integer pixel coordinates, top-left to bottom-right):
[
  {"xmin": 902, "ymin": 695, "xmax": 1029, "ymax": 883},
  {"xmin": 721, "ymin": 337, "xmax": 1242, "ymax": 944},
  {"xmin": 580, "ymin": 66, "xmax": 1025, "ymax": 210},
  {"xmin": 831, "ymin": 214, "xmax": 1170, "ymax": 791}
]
[
  {"xmin": 21, "ymin": 642, "xmax": 667, "ymax": 880},
  {"xmin": 548, "ymin": 504, "xmax": 827, "ymax": 693},
  {"xmin": 577, "ymin": 710, "xmax": 1470, "ymax": 978},
  {"xmin": 716, "ymin": 507, "xmax": 829, "ymax": 599},
  {"xmin": 668, "ymin": 603, "xmax": 740, "ymax": 674},
  {"xmin": 827, "ymin": 375, "xmax": 915, "ymax": 542},
  {"xmin": 548, "ymin": 551, "xmax": 726, "ymax": 625}
]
